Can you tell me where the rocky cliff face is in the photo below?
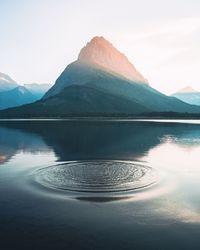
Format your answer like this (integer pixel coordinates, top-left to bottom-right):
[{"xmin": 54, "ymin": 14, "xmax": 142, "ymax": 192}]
[{"xmin": 78, "ymin": 36, "xmax": 148, "ymax": 83}]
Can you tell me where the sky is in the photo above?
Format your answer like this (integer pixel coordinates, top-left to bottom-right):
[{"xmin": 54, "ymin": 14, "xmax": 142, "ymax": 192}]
[{"xmin": 0, "ymin": 0, "xmax": 200, "ymax": 95}]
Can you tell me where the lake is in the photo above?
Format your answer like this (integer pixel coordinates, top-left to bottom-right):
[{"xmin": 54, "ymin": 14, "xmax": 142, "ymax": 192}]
[{"xmin": 0, "ymin": 119, "xmax": 200, "ymax": 249}]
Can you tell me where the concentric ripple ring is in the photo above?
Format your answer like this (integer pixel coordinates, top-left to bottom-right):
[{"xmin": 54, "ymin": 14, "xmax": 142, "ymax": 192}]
[{"xmin": 35, "ymin": 161, "xmax": 158, "ymax": 193}]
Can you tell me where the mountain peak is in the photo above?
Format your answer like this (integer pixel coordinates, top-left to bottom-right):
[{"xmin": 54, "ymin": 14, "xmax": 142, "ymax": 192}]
[
  {"xmin": 78, "ymin": 36, "xmax": 148, "ymax": 83},
  {"xmin": 17, "ymin": 86, "xmax": 29, "ymax": 94},
  {"xmin": 176, "ymin": 86, "xmax": 198, "ymax": 94},
  {"xmin": 0, "ymin": 72, "xmax": 15, "ymax": 83},
  {"xmin": 89, "ymin": 36, "xmax": 110, "ymax": 44},
  {"xmin": 0, "ymin": 72, "xmax": 18, "ymax": 92}
]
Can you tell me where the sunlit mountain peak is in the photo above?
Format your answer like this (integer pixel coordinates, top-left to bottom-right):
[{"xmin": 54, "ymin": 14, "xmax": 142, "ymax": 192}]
[{"xmin": 78, "ymin": 36, "xmax": 148, "ymax": 83}]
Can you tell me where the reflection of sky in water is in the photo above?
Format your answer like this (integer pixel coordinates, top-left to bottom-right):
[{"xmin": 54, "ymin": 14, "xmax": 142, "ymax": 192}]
[
  {"xmin": 141, "ymin": 131, "xmax": 200, "ymax": 225},
  {"xmin": 146, "ymin": 135, "xmax": 200, "ymax": 174}
]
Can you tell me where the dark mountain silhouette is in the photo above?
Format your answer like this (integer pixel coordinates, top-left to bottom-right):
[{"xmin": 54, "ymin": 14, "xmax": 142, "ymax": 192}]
[{"xmin": 0, "ymin": 120, "xmax": 200, "ymax": 162}]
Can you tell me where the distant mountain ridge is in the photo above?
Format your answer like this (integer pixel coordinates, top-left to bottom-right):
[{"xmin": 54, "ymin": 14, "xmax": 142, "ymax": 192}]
[
  {"xmin": 1, "ymin": 37, "xmax": 200, "ymax": 117},
  {"xmin": 24, "ymin": 83, "xmax": 52, "ymax": 99},
  {"xmin": 172, "ymin": 86, "xmax": 200, "ymax": 106},
  {"xmin": 0, "ymin": 86, "xmax": 36, "ymax": 110},
  {"xmin": 0, "ymin": 72, "xmax": 18, "ymax": 92},
  {"xmin": 0, "ymin": 73, "xmax": 51, "ymax": 110},
  {"xmin": 175, "ymin": 86, "xmax": 197, "ymax": 94}
]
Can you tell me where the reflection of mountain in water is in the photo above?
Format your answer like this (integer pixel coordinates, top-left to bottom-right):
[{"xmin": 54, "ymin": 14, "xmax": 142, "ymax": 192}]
[
  {"xmin": 1, "ymin": 121, "xmax": 200, "ymax": 163},
  {"xmin": 0, "ymin": 126, "xmax": 50, "ymax": 164}
]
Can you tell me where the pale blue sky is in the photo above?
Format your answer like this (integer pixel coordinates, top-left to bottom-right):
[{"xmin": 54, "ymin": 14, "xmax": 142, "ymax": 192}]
[{"xmin": 0, "ymin": 0, "xmax": 200, "ymax": 94}]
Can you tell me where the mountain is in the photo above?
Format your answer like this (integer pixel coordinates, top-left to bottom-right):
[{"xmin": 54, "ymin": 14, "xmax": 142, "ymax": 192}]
[
  {"xmin": 45, "ymin": 36, "xmax": 148, "ymax": 100},
  {"xmin": 0, "ymin": 75, "xmax": 51, "ymax": 110},
  {"xmin": 24, "ymin": 83, "xmax": 52, "ymax": 99},
  {"xmin": 172, "ymin": 86, "xmax": 200, "ymax": 106},
  {"xmin": 1, "ymin": 36, "xmax": 200, "ymax": 117},
  {"xmin": 174, "ymin": 86, "xmax": 196, "ymax": 94},
  {"xmin": 78, "ymin": 36, "xmax": 148, "ymax": 83},
  {"xmin": 44, "ymin": 61, "xmax": 200, "ymax": 112},
  {"xmin": 0, "ymin": 72, "xmax": 18, "ymax": 92},
  {"xmin": 0, "ymin": 86, "xmax": 37, "ymax": 110}
]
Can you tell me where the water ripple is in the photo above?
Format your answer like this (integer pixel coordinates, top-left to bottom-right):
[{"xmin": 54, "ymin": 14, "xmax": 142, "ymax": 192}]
[{"xmin": 34, "ymin": 161, "xmax": 158, "ymax": 193}]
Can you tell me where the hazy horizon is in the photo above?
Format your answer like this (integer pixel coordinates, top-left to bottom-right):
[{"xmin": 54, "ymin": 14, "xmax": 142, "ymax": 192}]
[{"xmin": 0, "ymin": 0, "xmax": 200, "ymax": 94}]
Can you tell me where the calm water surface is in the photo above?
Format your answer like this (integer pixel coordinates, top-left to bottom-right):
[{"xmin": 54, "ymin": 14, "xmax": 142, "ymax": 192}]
[{"xmin": 0, "ymin": 120, "xmax": 200, "ymax": 249}]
